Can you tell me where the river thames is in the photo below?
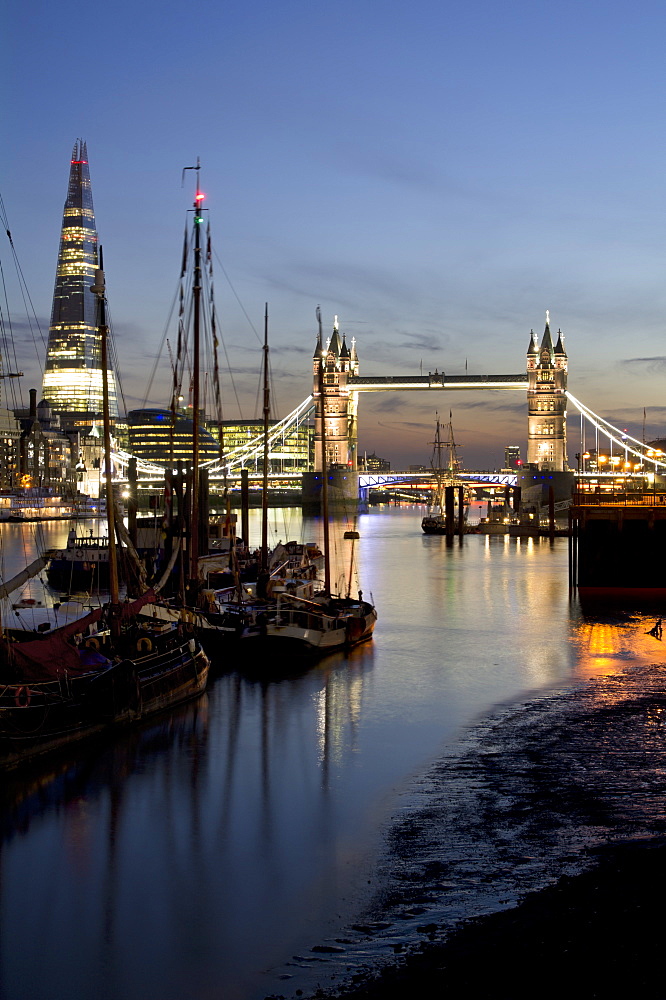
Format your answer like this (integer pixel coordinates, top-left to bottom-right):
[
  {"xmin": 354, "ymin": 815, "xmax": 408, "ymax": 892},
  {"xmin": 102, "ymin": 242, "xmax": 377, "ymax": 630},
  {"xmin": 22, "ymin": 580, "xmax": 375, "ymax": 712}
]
[{"xmin": 1, "ymin": 506, "xmax": 664, "ymax": 1000}]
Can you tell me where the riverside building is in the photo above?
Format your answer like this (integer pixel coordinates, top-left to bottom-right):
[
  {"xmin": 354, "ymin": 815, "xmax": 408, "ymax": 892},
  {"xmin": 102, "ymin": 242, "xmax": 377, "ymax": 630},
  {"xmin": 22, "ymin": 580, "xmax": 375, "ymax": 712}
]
[
  {"xmin": 127, "ymin": 409, "xmax": 219, "ymax": 467},
  {"xmin": 211, "ymin": 419, "xmax": 314, "ymax": 474}
]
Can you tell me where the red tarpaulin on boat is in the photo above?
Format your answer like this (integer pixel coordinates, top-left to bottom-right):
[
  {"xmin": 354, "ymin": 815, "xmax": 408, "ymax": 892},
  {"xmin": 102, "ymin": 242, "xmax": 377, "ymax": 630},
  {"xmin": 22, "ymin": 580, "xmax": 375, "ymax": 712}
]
[
  {"xmin": 1, "ymin": 607, "xmax": 105, "ymax": 680},
  {"xmin": 117, "ymin": 589, "xmax": 156, "ymax": 620},
  {"xmin": 0, "ymin": 589, "xmax": 158, "ymax": 681}
]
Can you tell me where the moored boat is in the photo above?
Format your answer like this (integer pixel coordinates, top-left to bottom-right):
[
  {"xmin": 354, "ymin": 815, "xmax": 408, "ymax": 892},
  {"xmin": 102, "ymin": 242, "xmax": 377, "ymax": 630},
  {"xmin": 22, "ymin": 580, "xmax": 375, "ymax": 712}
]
[
  {"xmin": 45, "ymin": 529, "xmax": 110, "ymax": 591},
  {"xmin": 258, "ymin": 592, "xmax": 377, "ymax": 654},
  {"xmin": 0, "ymin": 489, "xmax": 104, "ymax": 522},
  {"xmin": 0, "ymin": 589, "xmax": 209, "ymax": 769},
  {"xmin": 477, "ymin": 500, "xmax": 511, "ymax": 534},
  {"xmin": 0, "ymin": 247, "xmax": 211, "ymax": 769}
]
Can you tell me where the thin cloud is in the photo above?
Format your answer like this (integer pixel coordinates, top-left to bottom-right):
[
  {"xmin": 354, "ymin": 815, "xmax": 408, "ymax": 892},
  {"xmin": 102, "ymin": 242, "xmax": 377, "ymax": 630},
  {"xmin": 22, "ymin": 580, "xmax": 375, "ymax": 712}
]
[
  {"xmin": 3, "ymin": 316, "xmax": 49, "ymax": 336},
  {"xmin": 622, "ymin": 356, "xmax": 666, "ymax": 374},
  {"xmin": 369, "ymin": 396, "xmax": 409, "ymax": 414},
  {"xmin": 402, "ymin": 331, "xmax": 443, "ymax": 352}
]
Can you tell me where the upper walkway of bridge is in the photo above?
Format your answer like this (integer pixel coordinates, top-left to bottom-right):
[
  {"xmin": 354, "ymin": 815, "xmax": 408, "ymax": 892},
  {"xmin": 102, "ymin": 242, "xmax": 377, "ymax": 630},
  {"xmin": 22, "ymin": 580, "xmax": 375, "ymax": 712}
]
[{"xmin": 348, "ymin": 373, "xmax": 528, "ymax": 391}]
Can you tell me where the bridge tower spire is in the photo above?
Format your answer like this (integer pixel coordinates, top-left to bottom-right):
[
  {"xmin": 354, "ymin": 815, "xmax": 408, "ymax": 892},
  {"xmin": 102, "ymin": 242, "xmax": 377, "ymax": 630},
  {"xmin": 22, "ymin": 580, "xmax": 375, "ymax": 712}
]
[
  {"xmin": 313, "ymin": 313, "xmax": 359, "ymax": 471},
  {"xmin": 526, "ymin": 312, "xmax": 568, "ymax": 470}
]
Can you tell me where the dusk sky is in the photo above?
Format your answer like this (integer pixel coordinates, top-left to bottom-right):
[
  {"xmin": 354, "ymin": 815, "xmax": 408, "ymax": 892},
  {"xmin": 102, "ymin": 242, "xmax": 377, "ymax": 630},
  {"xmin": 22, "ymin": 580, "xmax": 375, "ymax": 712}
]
[{"xmin": 3, "ymin": 0, "xmax": 666, "ymax": 469}]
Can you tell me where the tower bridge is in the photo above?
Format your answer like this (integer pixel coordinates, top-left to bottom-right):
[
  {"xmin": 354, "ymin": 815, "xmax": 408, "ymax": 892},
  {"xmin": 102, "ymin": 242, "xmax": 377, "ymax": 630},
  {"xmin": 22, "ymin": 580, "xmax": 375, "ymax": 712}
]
[
  {"xmin": 309, "ymin": 313, "xmax": 567, "ymax": 478},
  {"xmin": 110, "ymin": 314, "xmax": 666, "ymax": 496}
]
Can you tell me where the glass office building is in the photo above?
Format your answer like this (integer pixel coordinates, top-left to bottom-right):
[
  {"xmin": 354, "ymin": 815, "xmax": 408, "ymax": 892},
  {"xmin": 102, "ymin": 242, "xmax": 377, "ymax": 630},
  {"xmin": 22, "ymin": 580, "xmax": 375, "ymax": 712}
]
[
  {"xmin": 213, "ymin": 419, "xmax": 314, "ymax": 473},
  {"xmin": 127, "ymin": 409, "xmax": 219, "ymax": 467},
  {"xmin": 42, "ymin": 140, "xmax": 118, "ymax": 421}
]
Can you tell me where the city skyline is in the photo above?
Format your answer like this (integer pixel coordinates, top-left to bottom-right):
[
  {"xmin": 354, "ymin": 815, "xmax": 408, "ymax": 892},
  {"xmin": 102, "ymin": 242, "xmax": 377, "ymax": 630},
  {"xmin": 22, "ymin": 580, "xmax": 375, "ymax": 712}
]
[{"xmin": 4, "ymin": 0, "xmax": 666, "ymax": 470}]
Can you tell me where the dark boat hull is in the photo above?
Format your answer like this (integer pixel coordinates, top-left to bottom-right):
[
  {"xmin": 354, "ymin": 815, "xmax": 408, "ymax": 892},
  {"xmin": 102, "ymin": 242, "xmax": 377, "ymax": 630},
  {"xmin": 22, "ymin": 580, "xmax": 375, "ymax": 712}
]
[
  {"xmin": 421, "ymin": 518, "xmax": 448, "ymax": 534},
  {"xmin": 0, "ymin": 636, "xmax": 209, "ymax": 769},
  {"xmin": 421, "ymin": 517, "xmax": 467, "ymax": 535},
  {"xmin": 46, "ymin": 557, "xmax": 110, "ymax": 592}
]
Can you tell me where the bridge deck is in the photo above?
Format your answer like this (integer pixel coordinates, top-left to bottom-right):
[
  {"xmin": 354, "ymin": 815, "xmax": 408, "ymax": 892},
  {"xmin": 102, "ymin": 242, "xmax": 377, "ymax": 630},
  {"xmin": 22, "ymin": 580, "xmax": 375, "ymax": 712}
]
[{"xmin": 348, "ymin": 374, "xmax": 528, "ymax": 391}]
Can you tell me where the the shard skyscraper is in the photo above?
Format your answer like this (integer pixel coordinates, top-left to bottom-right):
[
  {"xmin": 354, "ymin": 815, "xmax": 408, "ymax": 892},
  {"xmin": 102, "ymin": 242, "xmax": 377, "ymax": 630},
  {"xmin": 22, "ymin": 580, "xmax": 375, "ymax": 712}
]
[{"xmin": 42, "ymin": 140, "xmax": 118, "ymax": 423}]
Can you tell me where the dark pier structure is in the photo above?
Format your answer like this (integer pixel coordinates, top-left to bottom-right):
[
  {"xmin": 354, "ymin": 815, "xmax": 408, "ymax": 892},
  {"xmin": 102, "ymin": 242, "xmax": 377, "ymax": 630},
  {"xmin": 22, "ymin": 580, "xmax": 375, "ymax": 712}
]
[{"xmin": 569, "ymin": 486, "xmax": 666, "ymax": 591}]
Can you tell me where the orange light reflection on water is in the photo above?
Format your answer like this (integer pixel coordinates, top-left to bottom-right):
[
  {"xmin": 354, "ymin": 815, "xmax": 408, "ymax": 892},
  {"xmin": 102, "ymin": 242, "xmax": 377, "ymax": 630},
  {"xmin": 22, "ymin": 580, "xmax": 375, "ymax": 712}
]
[{"xmin": 571, "ymin": 612, "xmax": 666, "ymax": 681}]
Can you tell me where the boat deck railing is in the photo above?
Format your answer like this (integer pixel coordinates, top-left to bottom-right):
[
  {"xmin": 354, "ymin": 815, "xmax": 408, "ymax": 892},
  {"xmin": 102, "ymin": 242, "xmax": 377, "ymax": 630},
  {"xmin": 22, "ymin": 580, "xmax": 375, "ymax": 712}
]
[{"xmin": 270, "ymin": 608, "xmax": 338, "ymax": 631}]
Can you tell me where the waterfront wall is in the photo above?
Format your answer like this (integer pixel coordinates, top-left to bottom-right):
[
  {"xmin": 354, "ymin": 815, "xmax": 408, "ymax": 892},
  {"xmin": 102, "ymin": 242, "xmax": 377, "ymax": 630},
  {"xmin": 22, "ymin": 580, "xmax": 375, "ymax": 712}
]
[{"xmin": 571, "ymin": 495, "xmax": 666, "ymax": 589}]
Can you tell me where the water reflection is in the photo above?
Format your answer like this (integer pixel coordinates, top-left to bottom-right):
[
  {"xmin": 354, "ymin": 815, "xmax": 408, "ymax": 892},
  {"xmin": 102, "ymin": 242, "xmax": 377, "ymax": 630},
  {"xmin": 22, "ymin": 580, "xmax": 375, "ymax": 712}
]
[
  {"xmin": 2, "ymin": 508, "xmax": 661, "ymax": 1000},
  {"xmin": 571, "ymin": 592, "xmax": 666, "ymax": 680},
  {"xmin": 0, "ymin": 645, "xmax": 377, "ymax": 1000}
]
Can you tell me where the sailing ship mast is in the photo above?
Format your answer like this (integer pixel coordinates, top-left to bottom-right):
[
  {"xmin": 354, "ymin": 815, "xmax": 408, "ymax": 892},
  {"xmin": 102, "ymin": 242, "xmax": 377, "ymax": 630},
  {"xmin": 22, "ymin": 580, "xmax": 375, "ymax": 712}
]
[
  {"xmin": 255, "ymin": 303, "xmax": 271, "ymax": 600},
  {"xmin": 422, "ymin": 411, "xmax": 467, "ymax": 537},
  {"xmin": 91, "ymin": 249, "xmax": 120, "ymax": 613},
  {"xmin": 430, "ymin": 413, "xmax": 445, "ymax": 514},
  {"xmin": 261, "ymin": 304, "xmax": 270, "ymax": 575},
  {"xmin": 185, "ymin": 160, "xmax": 204, "ymax": 602},
  {"xmin": 430, "ymin": 413, "xmax": 460, "ymax": 499},
  {"xmin": 316, "ymin": 306, "xmax": 331, "ymax": 595}
]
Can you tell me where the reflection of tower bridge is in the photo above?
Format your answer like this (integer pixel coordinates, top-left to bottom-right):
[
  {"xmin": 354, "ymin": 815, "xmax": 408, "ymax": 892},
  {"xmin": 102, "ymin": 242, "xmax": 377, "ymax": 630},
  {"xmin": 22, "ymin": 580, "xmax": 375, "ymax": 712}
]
[{"xmin": 113, "ymin": 314, "xmax": 666, "ymax": 488}]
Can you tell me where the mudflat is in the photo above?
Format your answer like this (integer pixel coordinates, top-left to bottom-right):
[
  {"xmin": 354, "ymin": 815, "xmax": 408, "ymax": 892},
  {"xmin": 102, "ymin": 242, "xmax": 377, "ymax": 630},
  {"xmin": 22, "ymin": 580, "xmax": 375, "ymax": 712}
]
[{"xmin": 310, "ymin": 838, "xmax": 666, "ymax": 999}]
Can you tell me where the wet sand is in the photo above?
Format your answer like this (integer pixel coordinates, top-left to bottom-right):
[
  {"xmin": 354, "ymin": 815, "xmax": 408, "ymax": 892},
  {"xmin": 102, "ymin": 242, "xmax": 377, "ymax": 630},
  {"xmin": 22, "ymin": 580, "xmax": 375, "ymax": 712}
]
[{"xmin": 307, "ymin": 838, "xmax": 666, "ymax": 999}]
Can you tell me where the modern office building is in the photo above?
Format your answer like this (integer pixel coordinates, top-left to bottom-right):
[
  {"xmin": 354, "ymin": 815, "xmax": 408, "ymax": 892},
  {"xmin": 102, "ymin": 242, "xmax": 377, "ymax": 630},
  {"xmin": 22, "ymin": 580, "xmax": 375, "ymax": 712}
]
[
  {"xmin": 127, "ymin": 409, "xmax": 219, "ymax": 467},
  {"xmin": 359, "ymin": 452, "xmax": 391, "ymax": 472},
  {"xmin": 42, "ymin": 140, "xmax": 118, "ymax": 424},
  {"xmin": 212, "ymin": 419, "xmax": 314, "ymax": 473}
]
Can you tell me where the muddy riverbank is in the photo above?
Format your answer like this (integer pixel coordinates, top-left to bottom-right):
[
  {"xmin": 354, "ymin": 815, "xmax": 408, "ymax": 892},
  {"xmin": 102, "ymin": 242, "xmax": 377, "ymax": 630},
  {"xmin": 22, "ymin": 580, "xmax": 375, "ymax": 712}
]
[
  {"xmin": 273, "ymin": 655, "xmax": 666, "ymax": 999},
  {"xmin": 303, "ymin": 837, "xmax": 666, "ymax": 999}
]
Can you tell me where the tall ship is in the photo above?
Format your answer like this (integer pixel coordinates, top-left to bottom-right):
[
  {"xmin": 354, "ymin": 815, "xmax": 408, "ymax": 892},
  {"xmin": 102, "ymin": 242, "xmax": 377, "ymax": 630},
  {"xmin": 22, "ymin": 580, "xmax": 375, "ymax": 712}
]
[{"xmin": 421, "ymin": 413, "xmax": 469, "ymax": 535}]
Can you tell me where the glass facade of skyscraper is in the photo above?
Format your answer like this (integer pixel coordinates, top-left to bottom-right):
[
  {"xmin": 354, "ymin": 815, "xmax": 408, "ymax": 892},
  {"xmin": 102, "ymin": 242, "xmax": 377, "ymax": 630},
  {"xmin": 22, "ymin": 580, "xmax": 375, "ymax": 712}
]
[
  {"xmin": 42, "ymin": 140, "xmax": 118, "ymax": 419},
  {"xmin": 212, "ymin": 419, "xmax": 314, "ymax": 473},
  {"xmin": 127, "ymin": 409, "xmax": 219, "ymax": 467}
]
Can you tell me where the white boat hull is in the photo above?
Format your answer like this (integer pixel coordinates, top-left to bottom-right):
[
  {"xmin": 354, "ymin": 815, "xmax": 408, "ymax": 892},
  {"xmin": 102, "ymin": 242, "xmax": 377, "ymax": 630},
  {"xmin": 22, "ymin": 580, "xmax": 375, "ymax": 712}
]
[{"xmin": 264, "ymin": 601, "xmax": 377, "ymax": 653}]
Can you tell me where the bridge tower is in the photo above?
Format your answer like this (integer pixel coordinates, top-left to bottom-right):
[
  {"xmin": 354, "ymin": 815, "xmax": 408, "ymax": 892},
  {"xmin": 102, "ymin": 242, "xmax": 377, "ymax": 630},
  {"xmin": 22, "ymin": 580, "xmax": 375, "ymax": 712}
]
[
  {"xmin": 313, "ymin": 318, "xmax": 359, "ymax": 471},
  {"xmin": 526, "ymin": 312, "xmax": 568, "ymax": 471}
]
